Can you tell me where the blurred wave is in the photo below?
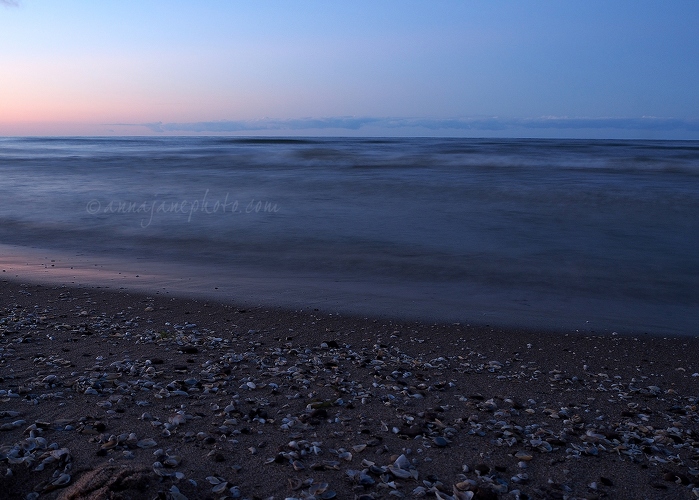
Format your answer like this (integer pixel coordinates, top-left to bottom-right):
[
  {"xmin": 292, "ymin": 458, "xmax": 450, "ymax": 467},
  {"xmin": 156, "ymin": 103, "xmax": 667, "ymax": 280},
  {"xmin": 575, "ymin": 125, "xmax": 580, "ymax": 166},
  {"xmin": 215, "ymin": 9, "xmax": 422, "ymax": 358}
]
[{"xmin": 1, "ymin": 137, "xmax": 697, "ymax": 333}]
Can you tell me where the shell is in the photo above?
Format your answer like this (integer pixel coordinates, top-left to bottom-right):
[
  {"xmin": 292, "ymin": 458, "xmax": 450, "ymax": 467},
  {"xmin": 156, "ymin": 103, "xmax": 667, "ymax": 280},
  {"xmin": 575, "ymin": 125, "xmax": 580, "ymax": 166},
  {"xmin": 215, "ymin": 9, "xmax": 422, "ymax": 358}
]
[
  {"xmin": 211, "ymin": 481, "xmax": 229, "ymax": 494},
  {"xmin": 137, "ymin": 438, "xmax": 157, "ymax": 448}
]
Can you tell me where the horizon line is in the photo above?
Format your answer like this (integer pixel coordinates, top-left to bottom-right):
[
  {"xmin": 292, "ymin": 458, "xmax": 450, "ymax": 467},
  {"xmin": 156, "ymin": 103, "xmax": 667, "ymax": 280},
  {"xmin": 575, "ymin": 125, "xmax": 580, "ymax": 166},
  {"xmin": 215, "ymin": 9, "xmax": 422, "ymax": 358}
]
[{"xmin": 128, "ymin": 116, "xmax": 699, "ymax": 134}]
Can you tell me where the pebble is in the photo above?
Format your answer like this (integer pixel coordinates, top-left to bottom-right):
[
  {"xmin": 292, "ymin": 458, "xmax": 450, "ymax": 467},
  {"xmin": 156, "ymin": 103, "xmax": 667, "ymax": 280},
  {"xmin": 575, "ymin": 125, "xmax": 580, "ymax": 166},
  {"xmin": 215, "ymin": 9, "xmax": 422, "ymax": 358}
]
[{"xmin": 433, "ymin": 436, "xmax": 448, "ymax": 447}]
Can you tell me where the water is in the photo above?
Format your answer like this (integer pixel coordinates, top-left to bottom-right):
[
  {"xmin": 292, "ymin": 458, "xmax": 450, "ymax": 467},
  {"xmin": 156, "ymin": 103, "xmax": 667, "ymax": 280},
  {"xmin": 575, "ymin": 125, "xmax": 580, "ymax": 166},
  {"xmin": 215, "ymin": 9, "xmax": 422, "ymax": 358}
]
[{"xmin": 1, "ymin": 137, "xmax": 698, "ymax": 335}]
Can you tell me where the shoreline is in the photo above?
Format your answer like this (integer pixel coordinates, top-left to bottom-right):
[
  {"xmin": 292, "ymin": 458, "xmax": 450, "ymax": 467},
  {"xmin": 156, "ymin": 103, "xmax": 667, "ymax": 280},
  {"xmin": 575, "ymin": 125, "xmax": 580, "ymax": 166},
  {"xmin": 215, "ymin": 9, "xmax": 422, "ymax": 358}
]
[
  {"xmin": 1, "ymin": 243, "xmax": 696, "ymax": 338},
  {"xmin": 0, "ymin": 278, "xmax": 698, "ymax": 499}
]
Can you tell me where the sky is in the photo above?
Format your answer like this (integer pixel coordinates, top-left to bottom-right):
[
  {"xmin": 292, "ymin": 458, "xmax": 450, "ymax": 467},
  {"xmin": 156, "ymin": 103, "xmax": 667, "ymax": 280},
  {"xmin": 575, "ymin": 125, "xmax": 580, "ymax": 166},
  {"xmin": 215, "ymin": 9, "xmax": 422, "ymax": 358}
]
[{"xmin": 1, "ymin": 0, "xmax": 698, "ymax": 138}]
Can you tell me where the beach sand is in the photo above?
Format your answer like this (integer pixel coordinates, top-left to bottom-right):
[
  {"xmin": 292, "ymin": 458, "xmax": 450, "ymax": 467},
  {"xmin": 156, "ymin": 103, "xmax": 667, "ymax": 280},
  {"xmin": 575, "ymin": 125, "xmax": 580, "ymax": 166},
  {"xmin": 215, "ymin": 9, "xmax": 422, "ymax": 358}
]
[{"xmin": 1, "ymin": 279, "xmax": 698, "ymax": 499}]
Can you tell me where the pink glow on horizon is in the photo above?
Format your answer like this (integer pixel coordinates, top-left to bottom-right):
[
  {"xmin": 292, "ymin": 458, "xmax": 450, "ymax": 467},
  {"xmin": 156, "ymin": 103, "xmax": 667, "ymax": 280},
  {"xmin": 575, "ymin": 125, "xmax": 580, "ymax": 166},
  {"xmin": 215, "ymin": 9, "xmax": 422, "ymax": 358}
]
[{"xmin": 0, "ymin": 1, "xmax": 697, "ymax": 138}]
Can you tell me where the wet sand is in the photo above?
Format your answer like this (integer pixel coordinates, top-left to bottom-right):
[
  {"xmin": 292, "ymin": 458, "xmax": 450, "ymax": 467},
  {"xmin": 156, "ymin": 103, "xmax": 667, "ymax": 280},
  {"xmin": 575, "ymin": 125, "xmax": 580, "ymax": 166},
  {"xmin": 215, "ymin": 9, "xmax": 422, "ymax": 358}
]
[{"xmin": 1, "ymin": 279, "xmax": 698, "ymax": 499}]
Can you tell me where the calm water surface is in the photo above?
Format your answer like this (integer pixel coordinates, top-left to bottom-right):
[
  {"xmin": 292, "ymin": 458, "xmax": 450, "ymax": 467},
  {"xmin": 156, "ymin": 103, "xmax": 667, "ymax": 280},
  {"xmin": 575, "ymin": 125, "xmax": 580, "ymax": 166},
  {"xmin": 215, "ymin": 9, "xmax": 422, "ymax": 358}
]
[{"xmin": 0, "ymin": 137, "xmax": 697, "ymax": 335}]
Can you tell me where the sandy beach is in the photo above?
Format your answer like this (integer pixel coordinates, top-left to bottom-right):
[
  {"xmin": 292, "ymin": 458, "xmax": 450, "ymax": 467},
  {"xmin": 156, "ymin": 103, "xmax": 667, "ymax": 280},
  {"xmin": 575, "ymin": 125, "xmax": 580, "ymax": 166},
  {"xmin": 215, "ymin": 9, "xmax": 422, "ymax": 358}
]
[
  {"xmin": 0, "ymin": 279, "xmax": 698, "ymax": 500},
  {"xmin": 3, "ymin": 0, "xmax": 699, "ymax": 497}
]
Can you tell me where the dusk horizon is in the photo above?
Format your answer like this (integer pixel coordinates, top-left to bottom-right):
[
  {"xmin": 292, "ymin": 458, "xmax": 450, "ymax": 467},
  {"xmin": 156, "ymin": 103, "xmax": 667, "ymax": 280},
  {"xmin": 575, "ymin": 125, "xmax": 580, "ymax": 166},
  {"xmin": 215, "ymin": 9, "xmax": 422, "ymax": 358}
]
[{"xmin": 2, "ymin": 1, "xmax": 698, "ymax": 139}]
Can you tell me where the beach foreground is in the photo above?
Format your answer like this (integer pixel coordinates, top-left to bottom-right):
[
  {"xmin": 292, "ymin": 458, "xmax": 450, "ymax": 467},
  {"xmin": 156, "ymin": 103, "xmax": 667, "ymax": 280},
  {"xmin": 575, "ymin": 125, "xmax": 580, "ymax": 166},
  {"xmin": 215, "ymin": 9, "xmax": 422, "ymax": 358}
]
[{"xmin": 1, "ymin": 280, "xmax": 698, "ymax": 500}]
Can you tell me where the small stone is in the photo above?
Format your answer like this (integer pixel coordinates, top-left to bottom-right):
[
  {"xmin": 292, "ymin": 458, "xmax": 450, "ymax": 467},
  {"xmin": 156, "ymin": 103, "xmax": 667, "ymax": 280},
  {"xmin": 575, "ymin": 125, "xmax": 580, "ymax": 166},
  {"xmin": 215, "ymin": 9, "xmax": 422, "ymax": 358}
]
[{"xmin": 433, "ymin": 436, "xmax": 448, "ymax": 447}]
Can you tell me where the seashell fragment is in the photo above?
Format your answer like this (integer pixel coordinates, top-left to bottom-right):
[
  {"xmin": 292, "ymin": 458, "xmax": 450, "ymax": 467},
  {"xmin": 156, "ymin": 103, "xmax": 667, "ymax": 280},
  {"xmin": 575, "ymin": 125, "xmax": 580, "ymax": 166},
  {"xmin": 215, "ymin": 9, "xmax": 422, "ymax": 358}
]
[
  {"xmin": 388, "ymin": 465, "xmax": 412, "ymax": 479},
  {"xmin": 169, "ymin": 485, "xmax": 189, "ymax": 500},
  {"xmin": 52, "ymin": 473, "xmax": 71, "ymax": 486},
  {"xmin": 452, "ymin": 488, "xmax": 474, "ymax": 500},
  {"xmin": 358, "ymin": 473, "xmax": 375, "ymax": 485},
  {"xmin": 137, "ymin": 438, "xmax": 157, "ymax": 448},
  {"xmin": 309, "ymin": 482, "xmax": 328, "ymax": 495},
  {"xmin": 211, "ymin": 481, "xmax": 229, "ymax": 494},
  {"xmin": 152, "ymin": 462, "xmax": 174, "ymax": 477},
  {"xmin": 455, "ymin": 480, "xmax": 476, "ymax": 491},
  {"xmin": 169, "ymin": 414, "xmax": 186, "ymax": 426},
  {"xmin": 163, "ymin": 455, "xmax": 182, "ymax": 467},
  {"xmin": 394, "ymin": 454, "xmax": 411, "ymax": 469},
  {"xmin": 100, "ymin": 439, "xmax": 118, "ymax": 450}
]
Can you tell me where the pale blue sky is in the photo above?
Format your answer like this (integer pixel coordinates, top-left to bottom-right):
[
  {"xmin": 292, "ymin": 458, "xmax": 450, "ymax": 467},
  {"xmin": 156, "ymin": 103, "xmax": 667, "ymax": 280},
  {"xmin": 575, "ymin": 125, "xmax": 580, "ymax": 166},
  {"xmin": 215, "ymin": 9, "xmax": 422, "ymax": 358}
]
[{"xmin": 1, "ymin": 0, "xmax": 697, "ymax": 137}]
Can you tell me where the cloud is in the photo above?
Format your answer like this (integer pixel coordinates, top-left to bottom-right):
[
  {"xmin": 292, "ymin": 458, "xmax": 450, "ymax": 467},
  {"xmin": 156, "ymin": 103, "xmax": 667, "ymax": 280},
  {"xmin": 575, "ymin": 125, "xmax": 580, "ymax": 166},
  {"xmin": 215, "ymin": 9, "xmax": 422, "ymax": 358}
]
[
  {"xmin": 139, "ymin": 116, "xmax": 699, "ymax": 134},
  {"xmin": 0, "ymin": 0, "xmax": 20, "ymax": 7},
  {"xmin": 514, "ymin": 117, "xmax": 699, "ymax": 132},
  {"xmin": 142, "ymin": 117, "xmax": 382, "ymax": 133}
]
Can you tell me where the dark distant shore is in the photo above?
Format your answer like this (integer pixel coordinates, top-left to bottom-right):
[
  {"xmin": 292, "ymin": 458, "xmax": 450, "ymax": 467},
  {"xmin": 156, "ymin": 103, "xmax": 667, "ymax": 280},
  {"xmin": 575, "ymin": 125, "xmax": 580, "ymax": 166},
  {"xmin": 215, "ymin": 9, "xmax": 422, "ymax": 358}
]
[{"xmin": 1, "ymin": 278, "xmax": 698, "ymax": 499}]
